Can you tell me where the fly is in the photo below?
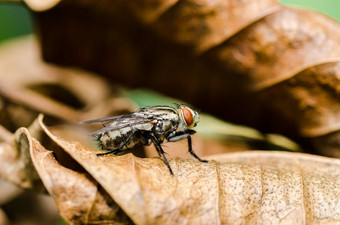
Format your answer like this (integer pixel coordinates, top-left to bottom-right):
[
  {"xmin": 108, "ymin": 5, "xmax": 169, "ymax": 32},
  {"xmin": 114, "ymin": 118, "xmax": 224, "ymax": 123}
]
[{"xmin": 82, "ymin": 104, "xmax": 208, "ymax": 174}]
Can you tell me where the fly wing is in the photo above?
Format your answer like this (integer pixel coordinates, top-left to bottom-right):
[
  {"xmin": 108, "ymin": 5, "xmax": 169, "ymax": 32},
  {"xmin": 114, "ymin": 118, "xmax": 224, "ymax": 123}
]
[
  {"xmin": 84, "ymin": 113, "xmax": 156, "ymax": 136},
  {"xmin": 91, "ymin": 123, "xmax": 151, "ymax": 137},
  {"xmin": 89, "ymin": 119, "xmax": 156, "ymax": 136},
  {"xmin": 82, "ymin": 105, "xmax": 177, "ymax": 136},
  {"xmin": 80, "ymin": 113, "xmax": 133, "ymax": 124},
  {"xmin": 80, "ymin": 107, "xmax": 161, "ymax": 124}
]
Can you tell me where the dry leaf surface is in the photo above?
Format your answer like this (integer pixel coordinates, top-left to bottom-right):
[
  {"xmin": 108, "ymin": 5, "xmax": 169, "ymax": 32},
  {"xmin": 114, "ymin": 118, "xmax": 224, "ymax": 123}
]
[
  {"xmin": 1, "ymin": 110, "xmax": 339, "ymax": 224},
  {"xmin": 0, "ymin": 127, "xmax": 43, "ymax": 190},
  {"xmin": 34, "ymin": 115, "xmax": 340, "ymax": 224},
  {"xmin": 0, "ymin": 125, "xmax": 60, "ymax": 225},
  {"xmin": 29, "ymin": 132, "xmax": 133, "ymax": 225}
]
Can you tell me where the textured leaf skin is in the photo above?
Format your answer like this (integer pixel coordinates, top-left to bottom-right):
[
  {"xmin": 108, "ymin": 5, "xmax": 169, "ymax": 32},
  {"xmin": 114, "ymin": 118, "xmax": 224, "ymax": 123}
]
[
  {"xmin": 1, "ymin": 111, "xmax": 340, "ymax": 224},
  {"xmin": 30, "ymin": 136, "xmax": 133, "ymax": 225},
  {"xmin": 36, "ymin": 116, "xmax": 340, "ymax": 225}
]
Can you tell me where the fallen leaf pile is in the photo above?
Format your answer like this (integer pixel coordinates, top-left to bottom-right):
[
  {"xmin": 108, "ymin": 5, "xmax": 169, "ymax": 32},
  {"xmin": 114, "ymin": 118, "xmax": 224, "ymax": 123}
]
[{"xmin": 0, "ymin": 114, "xmax": 339, "ymax": 224}]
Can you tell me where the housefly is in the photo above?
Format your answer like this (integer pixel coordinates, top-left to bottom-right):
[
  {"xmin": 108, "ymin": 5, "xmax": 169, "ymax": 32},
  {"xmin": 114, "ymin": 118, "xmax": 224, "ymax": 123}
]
[{"xmin": 82, "ymin": 104, "xmax": 207, "ymax": 174}]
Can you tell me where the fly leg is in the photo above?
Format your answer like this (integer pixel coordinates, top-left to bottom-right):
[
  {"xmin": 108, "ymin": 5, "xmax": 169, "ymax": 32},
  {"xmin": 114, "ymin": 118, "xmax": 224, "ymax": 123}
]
[
  {"xmin": 151, "ymin": 133, "xmax": 174, "ymax": 175},
  {"xmin": 97, "ymin": 131, "xmax": 135, "ymax": 156},
  {"xmin": 141, "ymin": 132, "xmax": 161, "ymax": 157},
  {"xmin": 97, "ymin": 149, "xmax": 121, "ymax": 156},
  {"xmin": 187, "ymin": 135, "xmax": 208, "ymax": 163},
  {"xmin": 167, "ymin": 130, "xmax": 208, "ymax": 163},
  {"xmin": 155, "ymin": 147, "xmax": 162, "ymax": 158}
]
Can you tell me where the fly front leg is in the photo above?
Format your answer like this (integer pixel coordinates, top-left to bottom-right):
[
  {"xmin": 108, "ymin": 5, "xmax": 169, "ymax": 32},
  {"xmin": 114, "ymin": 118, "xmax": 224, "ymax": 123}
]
[
  {"xmin": 187, "ymin": 135, "xmax": 208, "ymax": 163},
  {"xmin": 167, "ymin": 130, "xmax": 208, "ymax": 163},
  {"xmin": 166, "ymin": 131, "xmax": 190, "ymax": 142}
]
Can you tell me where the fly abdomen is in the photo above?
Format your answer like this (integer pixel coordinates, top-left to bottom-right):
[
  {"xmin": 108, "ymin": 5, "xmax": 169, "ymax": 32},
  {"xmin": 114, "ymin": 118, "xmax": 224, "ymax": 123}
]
[{"xmin": 99, "ymin": 127, "xmax": 141, "ymax": 150}]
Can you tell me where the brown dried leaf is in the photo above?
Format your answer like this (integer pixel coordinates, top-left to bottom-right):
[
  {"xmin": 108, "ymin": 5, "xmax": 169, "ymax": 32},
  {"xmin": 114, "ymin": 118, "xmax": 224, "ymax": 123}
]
[
  {"xmin": 29, "ymin": 0, "xmax": 340, "ymax": 157},
  {"xmin": 206, "ymin": 8, "xmax": 340, "ymax": 90},
  {"xmin": 0, "ymin": 122, "xmax": 60, "ymax": 225},
  {"xmin": 28, "ymin": 130, "xmax": 133, "ymax": 225},
  {"xmin": 258, "ymin": 61, "xmax": 340, "ymax": 137},
  {"xmin": 257, "ymin": 61, "xmax": 340, "ymax": 157},
  {"xmin": 152, "ymin": 0, "xmax": 280, "ymax": 53},
  {"xmin": 37, "ymin": 115, "xmax": 340, "ymax": 224},
  {"xmin": 24, "ymin": 0, "xmax": 60, "ymax": 11},
  {"xmin": 0, "ymin": 126, "xmax": 43, "ymax": 190}
]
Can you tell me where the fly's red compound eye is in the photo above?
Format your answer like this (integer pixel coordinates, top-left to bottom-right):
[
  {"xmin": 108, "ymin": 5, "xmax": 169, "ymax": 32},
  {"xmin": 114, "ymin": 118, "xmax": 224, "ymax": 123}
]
[{"xmin": 182, "ymin": 107, "xmax": 193, "ymax": 126}]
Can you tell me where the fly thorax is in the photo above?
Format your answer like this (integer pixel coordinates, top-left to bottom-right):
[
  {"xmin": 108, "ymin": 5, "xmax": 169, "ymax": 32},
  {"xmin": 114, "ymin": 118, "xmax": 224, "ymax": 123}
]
[
  {"xmin": 155, "ymin": 123, "xmax": 162, "ymax": 132},
  {"xmin": 134, "ymin": 122, "xmax": 153, "ymax": 131}
]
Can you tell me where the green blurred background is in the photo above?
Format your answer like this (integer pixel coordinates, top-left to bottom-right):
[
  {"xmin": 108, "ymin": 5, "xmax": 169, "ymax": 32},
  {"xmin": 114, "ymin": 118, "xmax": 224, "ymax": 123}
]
[
  {"xmin": 0, "ymin": 3, "xmax": 32, "ymax": 42},
  {"xmin": 0, "ymin": 0, "xmax": 340, "ymax": 44}
]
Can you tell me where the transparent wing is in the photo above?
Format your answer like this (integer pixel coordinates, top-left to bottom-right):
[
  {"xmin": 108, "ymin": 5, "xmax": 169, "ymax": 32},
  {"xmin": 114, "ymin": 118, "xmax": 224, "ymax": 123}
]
[
  {"xmin": 81, "ymin": 105, "xmax": 176, "ymax": 124},
  {"xmin": 80, "ymin": 113, "xmax": 133, "ymax": 124},
  {"xmin": 83, "ymin": 112, "xmax": 156, "ymax": 136},
  {"xmin": 89, "ymin": 119, "xmax": 155, "ymax": 136}
]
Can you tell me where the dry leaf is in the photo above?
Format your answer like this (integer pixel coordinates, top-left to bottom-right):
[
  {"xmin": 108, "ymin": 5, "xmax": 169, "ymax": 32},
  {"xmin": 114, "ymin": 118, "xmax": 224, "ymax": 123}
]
[
  {"xmin": 0, "ymin": 126, "xmax": 43, "ymax": 190},
  {"xmin": 28, "ymin": 0, "xmax": 340, "ymax": 157},
  {"xmin": 24, "ymin": 0, "xmax": 60, "ymax": 11},
  {"xmin": 37, "ymin": 115, "xmax": 340, "ymax": 224},
  {"xmin": 0, "ymin": 123, "xmax": 60, "ymax": 225},
  {"xmin": 29, "ymin": 130, "xmax": 133, "ymax": 225}
]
